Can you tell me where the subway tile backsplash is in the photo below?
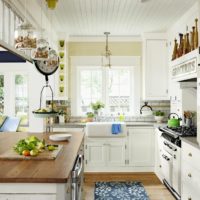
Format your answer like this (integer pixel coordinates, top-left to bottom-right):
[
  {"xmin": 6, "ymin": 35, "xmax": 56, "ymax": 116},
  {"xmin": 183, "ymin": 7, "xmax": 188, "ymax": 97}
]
[{"xmin": 70, "ymin": 100, "xmax": 170, "ymax": 123}]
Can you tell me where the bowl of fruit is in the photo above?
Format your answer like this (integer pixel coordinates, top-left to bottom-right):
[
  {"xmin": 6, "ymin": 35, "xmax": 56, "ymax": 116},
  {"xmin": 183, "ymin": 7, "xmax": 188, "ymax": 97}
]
[{"xmin": 32, "ymin": 108, "xmax": 58, "ymax": 118}]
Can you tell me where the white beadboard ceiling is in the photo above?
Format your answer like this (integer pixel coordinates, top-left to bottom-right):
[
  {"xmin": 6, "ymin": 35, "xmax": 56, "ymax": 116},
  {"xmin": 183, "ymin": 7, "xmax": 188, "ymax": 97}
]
[{"xmin": 36, "ymin": 0, "xmax": 198, "ymax": 36}]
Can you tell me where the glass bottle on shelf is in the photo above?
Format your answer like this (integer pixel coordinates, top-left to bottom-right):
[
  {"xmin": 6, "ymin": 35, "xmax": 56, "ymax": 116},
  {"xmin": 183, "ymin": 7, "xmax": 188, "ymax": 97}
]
[
  {"xmin": 178, "ymin": 33, "xmax": 183, "ymax": 57},
  {"xmin": 172, "ymin": 38, "xmax": 178, "ymax": 60},
  {"xmin": 190, "ymin": 26, "xmax": 195, "ymax": 51},
  {"xmin": 194, "ymin": 18, "xmax": 198, "ymax": 49},
  {"xmin": 186, "ymin": 33, "xmax": 191, "ymax": 53},
  {"xmin": 183, "ymin": 34, "xmax": 187, "ymax": 55}
]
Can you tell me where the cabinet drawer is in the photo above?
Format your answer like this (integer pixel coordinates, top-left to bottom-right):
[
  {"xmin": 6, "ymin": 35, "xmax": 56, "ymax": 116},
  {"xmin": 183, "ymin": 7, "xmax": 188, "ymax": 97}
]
[
  {"xmin": 182, "ymin": 186, "xmax": 200, "ymax": 200},
  {"xmin": 182, "ymin": 141, "xmax": 200, "ymax": 170},
  {"xmin": 182, "ymin": 161, "xmax": 200, "ymax": 199}
]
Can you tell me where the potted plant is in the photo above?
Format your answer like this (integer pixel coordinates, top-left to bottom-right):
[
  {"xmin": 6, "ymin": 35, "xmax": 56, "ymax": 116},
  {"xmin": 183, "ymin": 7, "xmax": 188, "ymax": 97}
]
[
  {"xmin": 91, "ymin": 101, "xmax": 105, "ymax": 116},
  {"xmin": 154, "ymin": 110, "xmax": 165, "ymax": 123},
  {"xmin": 86, "ymin": 112, "xmax": 95, "ymax": 122}
]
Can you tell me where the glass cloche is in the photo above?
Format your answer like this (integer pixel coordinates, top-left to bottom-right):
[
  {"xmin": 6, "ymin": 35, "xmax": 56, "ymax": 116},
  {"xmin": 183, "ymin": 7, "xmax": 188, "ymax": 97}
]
[
  {"xmin": 32, "ymin": 38, "xmax": 49, "ymax": 60},
  {"xmin": 47, "ymin": 48, "xmax": 59, "ymax": 68},
  {"xmin": 14, "ymin": 23, "xmax": 37, "ymax": 50}
]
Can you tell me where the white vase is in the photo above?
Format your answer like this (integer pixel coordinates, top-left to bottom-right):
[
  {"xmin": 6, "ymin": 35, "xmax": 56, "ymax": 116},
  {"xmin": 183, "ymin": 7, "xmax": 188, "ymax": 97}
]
[
  {"xmin": 59, "ymin": 115, "xmax": 65, "ymax": 123},
  {"xmin": 154, "ymin": 116, "xmax": 164, "ymax": 123}
]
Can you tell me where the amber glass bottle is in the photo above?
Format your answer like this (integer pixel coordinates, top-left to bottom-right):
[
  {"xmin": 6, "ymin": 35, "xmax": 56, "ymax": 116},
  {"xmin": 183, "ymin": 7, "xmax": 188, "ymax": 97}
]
[{"xmin": 194, "ymin": 18, "xmax": 198, "ymax": 49}]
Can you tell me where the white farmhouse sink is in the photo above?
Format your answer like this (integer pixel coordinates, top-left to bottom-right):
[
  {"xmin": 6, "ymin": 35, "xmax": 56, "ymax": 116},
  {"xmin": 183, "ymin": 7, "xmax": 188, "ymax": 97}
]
[{"xmin": 85, "ymin": 122, "xmax": 127, "ymax": 137}]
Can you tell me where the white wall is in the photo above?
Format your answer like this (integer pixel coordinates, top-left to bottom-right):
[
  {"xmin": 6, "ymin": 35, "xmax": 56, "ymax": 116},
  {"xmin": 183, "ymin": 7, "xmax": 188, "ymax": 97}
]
[{"xmin": 0, "ymin": 61, "xmax": 46, "ymax": 132}]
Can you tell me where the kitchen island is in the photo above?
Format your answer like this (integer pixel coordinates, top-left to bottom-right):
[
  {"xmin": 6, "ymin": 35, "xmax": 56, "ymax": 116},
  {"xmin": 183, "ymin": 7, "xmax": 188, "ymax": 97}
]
[{"xmin": 0, "ymin": 132, "xmax": 84, "ymax": 200}]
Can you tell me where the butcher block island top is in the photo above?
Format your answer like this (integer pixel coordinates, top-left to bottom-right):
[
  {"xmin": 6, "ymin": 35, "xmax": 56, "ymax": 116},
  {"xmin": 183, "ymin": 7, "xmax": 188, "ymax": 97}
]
[{"xmin": 0, "ymin": 131, "xmax": 84, "ymax": 183}]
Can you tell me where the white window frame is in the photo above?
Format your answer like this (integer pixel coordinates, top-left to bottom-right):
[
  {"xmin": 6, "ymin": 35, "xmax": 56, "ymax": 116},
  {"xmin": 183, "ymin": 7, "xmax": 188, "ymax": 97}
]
[{"xmin": 71, "ymin": 56, "xmax": 141, "ymax": 116}]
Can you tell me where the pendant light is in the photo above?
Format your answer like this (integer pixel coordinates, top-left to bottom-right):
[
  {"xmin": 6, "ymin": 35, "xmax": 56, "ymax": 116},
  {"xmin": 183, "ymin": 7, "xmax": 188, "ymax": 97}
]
[
  {"xmin": 14, "ymin": 0, "xmax": 37, "ymax": 50},
  {"xmin": 102, "ymin": 32, "xmax": 112, "ymax": 68}
]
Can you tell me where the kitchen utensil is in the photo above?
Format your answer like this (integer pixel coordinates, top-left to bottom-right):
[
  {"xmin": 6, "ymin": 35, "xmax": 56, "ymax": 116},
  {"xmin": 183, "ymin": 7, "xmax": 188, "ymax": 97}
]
[{"xmin": 168, "ymin": 113, "xmax": 181, "ymax": 128}]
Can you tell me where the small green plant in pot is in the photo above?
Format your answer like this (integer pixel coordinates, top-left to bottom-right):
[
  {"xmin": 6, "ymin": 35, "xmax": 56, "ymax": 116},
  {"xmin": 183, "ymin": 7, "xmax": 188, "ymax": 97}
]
[
  {"xmin": 86, "ymin": 112, "xmax": 95, "ymax": 122},
  {"xmin": 153, "ymin": 110, "xmax": 165, "ymax": 123}
]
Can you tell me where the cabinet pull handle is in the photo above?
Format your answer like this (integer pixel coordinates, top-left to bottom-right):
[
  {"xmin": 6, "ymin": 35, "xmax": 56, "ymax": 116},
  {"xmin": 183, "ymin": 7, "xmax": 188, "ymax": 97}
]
[
  {"xmin": 188, "ymin": 173, "xmax": 192, "ymax": 178},
  {"xmin": 188, "ymin": 153, "xmax": 192, "ymax": 157}
]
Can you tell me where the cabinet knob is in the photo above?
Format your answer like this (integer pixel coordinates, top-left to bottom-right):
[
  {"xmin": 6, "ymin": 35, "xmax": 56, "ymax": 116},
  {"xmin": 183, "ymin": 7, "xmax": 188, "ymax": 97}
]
[
  {"xmin": 188, "ymin": 153, "xmax": 192, "ymax": 157},
  {"xmin": 188, "ymin": 197, "xmax": 192, "ymax": 200},
  {"xmin": 159, "ymin": 165, "xmax": 162, "ymax": 168},
  {"xmin": 188, "ymin": 173, "xmax": 192, "ymax": 178}
]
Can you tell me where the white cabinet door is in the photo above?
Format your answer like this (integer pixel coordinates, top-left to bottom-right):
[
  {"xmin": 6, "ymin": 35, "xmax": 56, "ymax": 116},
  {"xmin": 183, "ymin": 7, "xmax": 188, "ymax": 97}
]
[
  {"xmin": 85, "ymin": 139, "xmax": 126, "ymax": 169},
  {"xmin": 107, "ymin": 141, "xmax": 126, "ymax": 166},
  {"xmin": 143, "ymin": 36, "xmax": 168, "ymax": 100},
  {"xmin": 128, "ymin": 127, "xmax": 155, "ymax": 167},
  {"xmin": 85, "ymin": 142, "xmax": 106, "ymax": 167}
]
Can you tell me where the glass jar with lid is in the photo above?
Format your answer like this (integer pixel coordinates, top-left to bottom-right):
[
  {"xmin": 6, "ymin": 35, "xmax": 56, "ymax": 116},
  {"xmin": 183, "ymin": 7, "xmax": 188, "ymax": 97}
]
[
  {"xmin": 14, "ymin": 23, "xmax": 37, "ymax": 50},
  {"xmin": 32, "ymin": 36, "xmax": 49, "ymax": 60}
]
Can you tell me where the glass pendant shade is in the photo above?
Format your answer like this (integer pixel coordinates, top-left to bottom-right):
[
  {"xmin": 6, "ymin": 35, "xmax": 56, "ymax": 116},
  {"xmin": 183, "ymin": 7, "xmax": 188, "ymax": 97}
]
[
  {"xmin": 102, "ymin": 51, "xmax": 111, "ymax": 68},
  {"xmin": 14, "ymin": 22, "xmax": 37, "ymax": 50},
  {"xmin": 102, "ymin": 32, "xmax": 112, "ymax": 68}
]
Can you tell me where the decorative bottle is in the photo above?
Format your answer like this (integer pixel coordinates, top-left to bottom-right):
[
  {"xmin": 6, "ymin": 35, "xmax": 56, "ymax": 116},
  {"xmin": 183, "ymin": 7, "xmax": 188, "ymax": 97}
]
[
  {"xmin": 183, "ymin": 34, "xmax": 187, "ymax": 55},
  {"xmin": 172, "ymin": 38, "xmax": 178, "ymax": 60},
  {"xmin": 194, "ymin": 18, "xmax": 198, "ymax": 49},
  {"xmin": 178, "ymin": 33, "xmax": 183, "ymax": 57},
  {"xmin": 190, "ymin": 26, "xmax": 195, "ymax": 50},
  {"xmin": 186, "ymin": 33, "xmax": 191, "ymax": 53}
]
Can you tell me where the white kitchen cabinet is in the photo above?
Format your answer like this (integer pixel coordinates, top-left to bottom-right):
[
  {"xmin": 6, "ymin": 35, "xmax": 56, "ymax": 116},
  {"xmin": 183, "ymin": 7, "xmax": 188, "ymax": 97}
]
[
  {"xmin": 85, "ymin": 142, "xmax": 106, "ymax": 167},
  {"xmin": 181, "ymin": 141, "xmax": 200, "ymax": 200},
  {"xmin": 128, "ymin": 127, "xmax": 155, "ymax": 167},
  {"xmin": 143, "ymin": 33, "xmax": 169, "ymax": 100},
  {"xmin": 0, "ymin": 182, "xmax": 71, "ymax": 200},
  {"xmin": 106, "ymin": 141, "xmax": 126, "ymax": 166},
  {"xmin": 85, "ymin": 138, "xmax": 126, "ymax": 171}
]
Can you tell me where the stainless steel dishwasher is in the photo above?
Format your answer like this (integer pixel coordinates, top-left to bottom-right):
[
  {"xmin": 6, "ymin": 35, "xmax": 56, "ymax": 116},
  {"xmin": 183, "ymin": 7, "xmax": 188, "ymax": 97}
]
[{"xmin": 71, "ymin": 153, "xmax": 84, "ymax": 200}]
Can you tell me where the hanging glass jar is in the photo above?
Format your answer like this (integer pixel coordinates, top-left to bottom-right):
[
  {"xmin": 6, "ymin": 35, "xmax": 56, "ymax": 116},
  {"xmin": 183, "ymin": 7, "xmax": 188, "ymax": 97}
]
[{"xmin": 14, "ymin": 23, "xmax": 37, "ymax": 50}]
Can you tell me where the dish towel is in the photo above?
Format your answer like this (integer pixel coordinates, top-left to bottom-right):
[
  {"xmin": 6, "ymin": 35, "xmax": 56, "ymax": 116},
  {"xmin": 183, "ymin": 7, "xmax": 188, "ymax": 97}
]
[{"xmin": 112, "ymin": 124, "xmax": 121, "ymax": 134}]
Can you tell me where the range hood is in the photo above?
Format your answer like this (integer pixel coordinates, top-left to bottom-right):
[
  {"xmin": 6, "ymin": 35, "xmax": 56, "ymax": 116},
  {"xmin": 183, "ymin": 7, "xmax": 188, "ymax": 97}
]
[{"xmin": 0, "ymin": 39, "xmax": 33, "ymax": 63}]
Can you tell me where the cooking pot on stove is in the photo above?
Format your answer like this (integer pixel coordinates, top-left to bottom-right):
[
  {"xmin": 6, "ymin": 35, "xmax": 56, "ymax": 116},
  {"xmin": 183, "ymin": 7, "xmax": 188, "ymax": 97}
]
[{"xmin": 168, "ymin": 113, "xmax": 181, "ymax": 128}]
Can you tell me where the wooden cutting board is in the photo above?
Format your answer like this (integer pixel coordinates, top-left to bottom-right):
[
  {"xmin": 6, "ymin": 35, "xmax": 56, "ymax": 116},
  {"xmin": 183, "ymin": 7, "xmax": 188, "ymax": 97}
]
[{"xmin": 0, "ymin": 145, "xmax": 63, "ymax": 160}]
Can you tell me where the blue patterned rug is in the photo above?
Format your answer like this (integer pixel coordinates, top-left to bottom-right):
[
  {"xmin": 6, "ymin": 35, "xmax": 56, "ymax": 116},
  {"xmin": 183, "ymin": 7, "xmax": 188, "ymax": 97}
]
[{"xmin": 95, "ymin": 181, "xmax": 150, "ymax": 200}]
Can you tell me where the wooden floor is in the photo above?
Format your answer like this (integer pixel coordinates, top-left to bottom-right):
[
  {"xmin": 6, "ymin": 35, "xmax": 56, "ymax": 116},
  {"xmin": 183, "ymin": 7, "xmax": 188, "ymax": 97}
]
[{"xmin": 83, "ymin": 173, "xmax": 176, "ymax": 200}]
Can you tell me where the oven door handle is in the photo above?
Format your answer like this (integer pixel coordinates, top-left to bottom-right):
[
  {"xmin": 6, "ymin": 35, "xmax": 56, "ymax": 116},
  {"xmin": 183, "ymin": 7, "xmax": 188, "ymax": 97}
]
[{"xmin": 77, "ymin": 154, "xmax": 83, "ymax": 177}]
